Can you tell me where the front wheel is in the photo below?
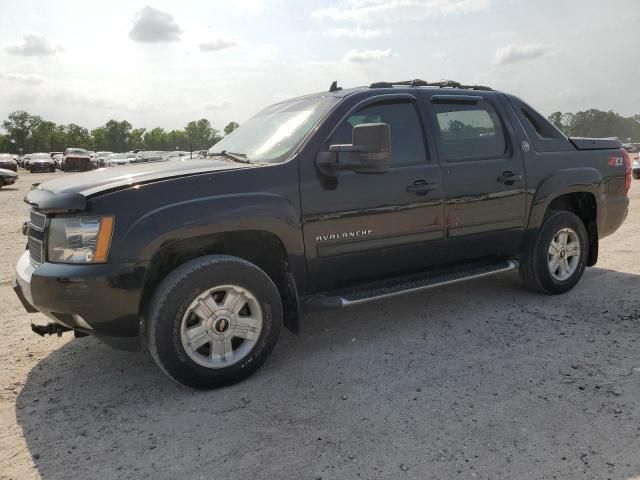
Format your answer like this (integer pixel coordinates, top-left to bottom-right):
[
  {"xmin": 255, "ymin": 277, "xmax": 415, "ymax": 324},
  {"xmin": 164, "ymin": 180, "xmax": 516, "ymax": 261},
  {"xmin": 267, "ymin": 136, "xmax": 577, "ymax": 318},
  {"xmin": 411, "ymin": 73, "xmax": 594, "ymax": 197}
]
[
  {"xmin": 147, "ymin": 255, "xmax": 282, "ymax": 389},
  {"xmin": 520, "ymin": 210, "xmax": 588, "ymax": 294}
]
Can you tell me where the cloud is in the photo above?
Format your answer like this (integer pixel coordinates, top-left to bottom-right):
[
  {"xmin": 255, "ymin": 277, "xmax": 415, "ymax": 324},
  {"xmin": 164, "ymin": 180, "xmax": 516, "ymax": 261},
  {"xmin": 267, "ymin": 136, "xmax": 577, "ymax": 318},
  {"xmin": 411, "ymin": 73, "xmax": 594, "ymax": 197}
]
[
  {"xmin": 129, "ymin": 6, "xmax": 182, "ymax": 43},
  {"xmin": 0, "ymin": 73, "xmax": 45, "ymax": 85},
  {"xmin": 198, "ymin": 38, "xmax": 238, "ymax": 52},
  {"xmin": 203, "ymin": 101, "xmax": 231, "ymax": 111},
  {"xmin": 343, "ymin": 48, "xmax": 394, "ymax": 63},
  {"xmin": 312, "ymin": 0, "xmax": 489, "ymax": 23},
  {"xmin": 326, "ymin": 26, "xmax": 386, "ymax": 38},
  {"xmin": 494, "ymin": 43, "xmax": 556, "ymax": 65},
  {"xmin": 3, "ymin": 34, "xmax": 63, "ymax": 56}
]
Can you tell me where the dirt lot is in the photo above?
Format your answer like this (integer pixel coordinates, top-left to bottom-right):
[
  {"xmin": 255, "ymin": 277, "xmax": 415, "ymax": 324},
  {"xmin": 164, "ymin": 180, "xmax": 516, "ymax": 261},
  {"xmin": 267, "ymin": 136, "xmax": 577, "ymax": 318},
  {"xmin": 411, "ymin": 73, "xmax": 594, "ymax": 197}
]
[{"xmin": 1, "ymin": 168, "xmax": 639, "ymax": 480}]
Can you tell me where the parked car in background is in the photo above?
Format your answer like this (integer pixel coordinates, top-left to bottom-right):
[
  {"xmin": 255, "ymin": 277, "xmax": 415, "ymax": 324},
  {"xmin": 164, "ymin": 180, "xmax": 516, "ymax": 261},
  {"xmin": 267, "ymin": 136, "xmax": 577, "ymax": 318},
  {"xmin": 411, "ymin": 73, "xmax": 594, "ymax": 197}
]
[
  {"xmin": 49, "ymin": 151, "xmax": 63, "ymax": 159},
  {"xmin": 21, "ymin": 154, "xmax": 32, "ymax": 169},
  {"xmin": 52, "ymin": 153, "xmax": 63, "ymax": 169},
  {"xmin": 135, "ymin": 151, "xmax": 165, "ymax": 163},
  {"xmin": 61, "ymin": 148, "xmax": 92, "ymax": 172},
  {"xmin": 95, "ymin": 151, "xmax": 114, "ymax": 167},
  {"xmin": 105, "ymin": 153, "xmax": 131, "ymax": 167},
  {"xmin": 165, "ymin": 150, "xmax": 193, "ymax": 161},
  {"xmin": 0, "ymin": 168, "xmax": 18, "ymax": 188},
  {"xmin": 0, "ymin": 153, "xmax": 18, "ymax": 172},
  {"xmin": 28, "ymin": 153, "xmax": 56, "ymax": 173},
  {"xmin": 633, "ymin": 156, "xmax": 640, "ymax": 179}
]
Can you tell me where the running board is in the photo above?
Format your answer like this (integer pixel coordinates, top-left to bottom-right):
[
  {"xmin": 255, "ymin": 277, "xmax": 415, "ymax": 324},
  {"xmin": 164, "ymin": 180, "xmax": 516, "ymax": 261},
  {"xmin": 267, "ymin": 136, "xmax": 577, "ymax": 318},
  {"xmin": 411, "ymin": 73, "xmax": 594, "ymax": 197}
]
[{"xmin": 303, "ymin": 260, "xmax": 519, "ymax": 310}]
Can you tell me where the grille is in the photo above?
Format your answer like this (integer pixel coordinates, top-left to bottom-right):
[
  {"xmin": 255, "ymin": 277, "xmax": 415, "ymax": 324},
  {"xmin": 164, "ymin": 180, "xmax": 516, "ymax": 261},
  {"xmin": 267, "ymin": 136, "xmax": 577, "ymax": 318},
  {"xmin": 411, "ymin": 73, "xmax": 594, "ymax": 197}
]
[
  {"xmin": 30, "ymin": 210, "xmax": 46, "ymax": 230},
  {"xmin": 28, "ymin": 209, "xmax": 47, "ymax": 265},
  {"xmin": 28, "ymin": 236, "xmax": 44, "ymax": 265}
]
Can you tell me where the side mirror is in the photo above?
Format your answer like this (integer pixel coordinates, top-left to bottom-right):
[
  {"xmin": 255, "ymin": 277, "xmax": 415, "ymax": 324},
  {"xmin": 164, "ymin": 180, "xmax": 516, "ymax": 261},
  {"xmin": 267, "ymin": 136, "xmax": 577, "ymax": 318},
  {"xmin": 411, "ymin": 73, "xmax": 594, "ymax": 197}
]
[{"xmin": 317, "ymin": 123, "xmax": 391, "ymax": 175}]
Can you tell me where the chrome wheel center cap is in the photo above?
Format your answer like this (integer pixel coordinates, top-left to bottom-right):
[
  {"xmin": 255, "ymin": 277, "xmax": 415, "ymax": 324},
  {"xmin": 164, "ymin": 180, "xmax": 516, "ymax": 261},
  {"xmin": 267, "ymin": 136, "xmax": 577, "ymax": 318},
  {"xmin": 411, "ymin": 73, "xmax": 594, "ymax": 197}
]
[{"xmin": 214, "ymin": 317, "xmax": 230, "ymax": 333}]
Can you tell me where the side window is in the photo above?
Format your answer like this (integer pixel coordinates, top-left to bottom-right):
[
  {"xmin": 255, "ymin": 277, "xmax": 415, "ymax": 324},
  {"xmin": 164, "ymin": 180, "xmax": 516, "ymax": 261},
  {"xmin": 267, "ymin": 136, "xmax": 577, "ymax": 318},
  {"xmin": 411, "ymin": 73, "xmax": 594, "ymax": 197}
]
[
  {"xmin": 433, "ymin": 101, "xmax": 507, "ymax": 161},
  {"xmin": 521, "ymin": 106, "xmax": 564, "ymax": 140},
  {"xmin": 332, "ymin": 101, "xmax": 426, "ymax": 167}
]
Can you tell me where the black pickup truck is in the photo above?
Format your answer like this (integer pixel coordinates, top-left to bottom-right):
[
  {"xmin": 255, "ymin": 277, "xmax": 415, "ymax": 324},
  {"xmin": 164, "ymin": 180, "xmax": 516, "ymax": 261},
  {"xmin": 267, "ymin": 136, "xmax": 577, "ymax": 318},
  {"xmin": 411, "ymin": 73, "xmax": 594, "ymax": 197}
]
[{"xmin": 13, "ymin": 79, "xmax": 631, "ymax": 389}]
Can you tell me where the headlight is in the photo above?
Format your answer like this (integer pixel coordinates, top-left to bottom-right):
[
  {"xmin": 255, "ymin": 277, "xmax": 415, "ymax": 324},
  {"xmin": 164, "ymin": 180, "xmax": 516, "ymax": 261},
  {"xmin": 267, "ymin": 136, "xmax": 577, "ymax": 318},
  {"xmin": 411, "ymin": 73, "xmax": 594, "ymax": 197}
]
[
  {"xmin": 634, "ymin": 160, "xmax": 639, "ymax": 167},
  {"xmin": 48, "ymin": 216, "xmax": 114, "ymax": 263}
]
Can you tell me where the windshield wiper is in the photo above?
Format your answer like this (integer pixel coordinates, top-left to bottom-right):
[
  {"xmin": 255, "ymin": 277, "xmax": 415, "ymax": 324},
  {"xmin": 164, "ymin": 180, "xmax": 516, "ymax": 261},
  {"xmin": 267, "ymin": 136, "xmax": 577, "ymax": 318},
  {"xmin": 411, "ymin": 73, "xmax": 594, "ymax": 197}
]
[{"xmin": 209, "ymin": 150, "xmax": 251, "ymax": 164}]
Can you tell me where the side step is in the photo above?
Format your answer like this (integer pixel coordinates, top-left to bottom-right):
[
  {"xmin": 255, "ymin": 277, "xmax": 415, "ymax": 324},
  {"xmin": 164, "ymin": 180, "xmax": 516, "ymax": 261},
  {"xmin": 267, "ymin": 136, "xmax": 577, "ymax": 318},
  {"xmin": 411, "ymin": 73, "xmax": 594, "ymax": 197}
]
[{"xmin": 303, "ymin": 259, "xmax": 519, "ymax": 310}]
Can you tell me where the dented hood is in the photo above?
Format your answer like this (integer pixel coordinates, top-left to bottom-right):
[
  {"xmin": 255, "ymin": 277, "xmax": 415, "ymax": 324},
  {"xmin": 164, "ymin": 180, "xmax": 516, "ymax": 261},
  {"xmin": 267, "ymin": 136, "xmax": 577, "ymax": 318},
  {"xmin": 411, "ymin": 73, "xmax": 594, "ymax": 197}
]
[{"xmin": 25, "ymin": 159, "xmax": 251, "ymax": 212}]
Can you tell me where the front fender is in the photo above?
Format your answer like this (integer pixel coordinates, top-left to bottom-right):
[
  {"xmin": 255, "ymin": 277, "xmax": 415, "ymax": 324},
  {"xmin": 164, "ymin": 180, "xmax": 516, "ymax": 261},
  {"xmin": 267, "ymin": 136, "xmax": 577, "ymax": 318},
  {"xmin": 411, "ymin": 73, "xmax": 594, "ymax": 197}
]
[
  {"xmin": 527, "ymin": 167, "xmax": 603, "ymax": 230},
  {"xmin": 120, "ymin": 192, "xmax": 304, "ymax": 269}
]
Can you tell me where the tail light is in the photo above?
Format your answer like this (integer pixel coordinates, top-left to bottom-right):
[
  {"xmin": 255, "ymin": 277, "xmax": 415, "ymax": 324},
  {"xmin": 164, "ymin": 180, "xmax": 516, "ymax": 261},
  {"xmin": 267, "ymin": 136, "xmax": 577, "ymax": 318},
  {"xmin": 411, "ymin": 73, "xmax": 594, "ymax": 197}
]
[{"xmin": 622, "ymin": 148, "xmax": 632, "ymax": 195}]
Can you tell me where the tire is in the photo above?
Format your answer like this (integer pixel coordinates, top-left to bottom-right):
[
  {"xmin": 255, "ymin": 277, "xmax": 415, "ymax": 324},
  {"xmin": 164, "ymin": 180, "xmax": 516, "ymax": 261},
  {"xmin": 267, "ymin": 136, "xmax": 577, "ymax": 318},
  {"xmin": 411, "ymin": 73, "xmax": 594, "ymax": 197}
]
[
  {"xmin": 633, "ymin": 172, "xmax": 640, "ymax": 180},
  {"xmin": 148, "ymin": 255, "xmax": 282, "ymax": 389},
  {"xmin": 520, "ymin": 210, "xmax": 588, "ymax": 294}
]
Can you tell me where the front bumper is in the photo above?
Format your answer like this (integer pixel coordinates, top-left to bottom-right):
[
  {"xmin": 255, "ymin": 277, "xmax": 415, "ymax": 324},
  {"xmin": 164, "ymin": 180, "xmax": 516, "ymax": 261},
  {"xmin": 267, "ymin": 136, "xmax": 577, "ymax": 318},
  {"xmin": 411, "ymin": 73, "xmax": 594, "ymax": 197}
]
[
  {"xmin": 14, "ymin": 251, "xmax": 144, "ymax": 351},
  {"xmin": 30, "ymin": 163, "xmax": 54, "ymax": 172}
]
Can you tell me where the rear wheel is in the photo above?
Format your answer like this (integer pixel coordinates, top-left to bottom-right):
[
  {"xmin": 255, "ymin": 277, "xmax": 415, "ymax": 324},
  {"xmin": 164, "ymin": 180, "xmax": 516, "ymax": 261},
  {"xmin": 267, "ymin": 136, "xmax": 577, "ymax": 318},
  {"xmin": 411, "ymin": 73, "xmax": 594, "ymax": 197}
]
[
  {"xmin": 633, "ymin": 172, "xmax": 640, "ymax": 180},
  {"xmin": 147, "ymin": 255, "xmax": 282, "ymax": 389},
  {"xmin": 520, "ymin": 210, "xmax": 588, "ymax": 294}
]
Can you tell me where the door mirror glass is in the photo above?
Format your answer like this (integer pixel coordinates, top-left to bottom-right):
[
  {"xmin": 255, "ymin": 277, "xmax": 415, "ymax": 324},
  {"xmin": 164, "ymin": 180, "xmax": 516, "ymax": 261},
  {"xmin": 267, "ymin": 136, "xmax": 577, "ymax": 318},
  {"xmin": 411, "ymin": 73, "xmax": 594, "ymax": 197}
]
[{"xmin": 318, "ymin": 123, "xmax": 391, "ymax": 175}]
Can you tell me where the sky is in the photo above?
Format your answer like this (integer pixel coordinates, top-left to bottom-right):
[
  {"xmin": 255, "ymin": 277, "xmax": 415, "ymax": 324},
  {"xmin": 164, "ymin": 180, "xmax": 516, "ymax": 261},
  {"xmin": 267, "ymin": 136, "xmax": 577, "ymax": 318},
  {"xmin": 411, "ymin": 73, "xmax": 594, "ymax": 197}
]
[{"xmin": 0, "ymin": 0, "xmax": 639, "ymax": 132}]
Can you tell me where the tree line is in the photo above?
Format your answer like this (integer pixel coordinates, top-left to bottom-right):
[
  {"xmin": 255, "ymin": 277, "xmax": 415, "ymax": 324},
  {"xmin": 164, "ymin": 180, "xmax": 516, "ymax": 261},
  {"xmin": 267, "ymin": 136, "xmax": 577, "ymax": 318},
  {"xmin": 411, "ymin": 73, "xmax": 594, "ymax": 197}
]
[
  {"xmin": 548, "ymin": 109, "xmax": 640, "ymax": 142},
  {"xmin": 0, "ymin": 111, "xmax": 240, "ymax": 154},
  {"xmin": 2, "ymin": 108, "xmax": 638, "ymax": 155}
]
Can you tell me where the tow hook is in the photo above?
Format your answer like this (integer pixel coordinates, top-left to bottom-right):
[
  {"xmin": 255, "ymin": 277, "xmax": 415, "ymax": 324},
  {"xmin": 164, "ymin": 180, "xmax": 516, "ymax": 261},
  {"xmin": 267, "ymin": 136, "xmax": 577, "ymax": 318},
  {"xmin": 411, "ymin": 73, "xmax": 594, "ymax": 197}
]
[{"xmin": 31, "ymin": 323, "xmax": 72, "ymax": 337}]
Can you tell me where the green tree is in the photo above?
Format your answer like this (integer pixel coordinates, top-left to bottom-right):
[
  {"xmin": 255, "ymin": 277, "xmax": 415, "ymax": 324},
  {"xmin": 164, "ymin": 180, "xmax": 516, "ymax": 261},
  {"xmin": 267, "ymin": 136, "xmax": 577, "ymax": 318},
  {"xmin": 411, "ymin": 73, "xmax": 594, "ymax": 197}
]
[
  {"xmin": 129, "ymin": 128, "xmax": 146, "ymax": 150},
  {"xmin": 31, "ymin": 120, "xmax": 57, "ymax": 152},
  {"xmin": 105, "ymin": 120, "xmax": 132, "ymax": 152},
  {"xmin": 65, "ymin": 124, "xmax": 91, "ymax": 148},
  {"xmin": 185, "ymin": 119, "xmax": 222, "ymax": 150},
  {"xmin": 548, "ymin": 112, "xmax": 564, "ymax": 131},
  {"xmin": 2, "ymin": 110, "xmax": 42, "ymax": 153},
  {"xmin": 224, "ymin": 121, "xmax": 239, "ymax": 135},
  {"xmin": 91, "ymin": 126, "xmax": 109, "ymax": 150},
  {"xmin": 143, "ymin": 127, "xmax": 168, "ymax": 150}
]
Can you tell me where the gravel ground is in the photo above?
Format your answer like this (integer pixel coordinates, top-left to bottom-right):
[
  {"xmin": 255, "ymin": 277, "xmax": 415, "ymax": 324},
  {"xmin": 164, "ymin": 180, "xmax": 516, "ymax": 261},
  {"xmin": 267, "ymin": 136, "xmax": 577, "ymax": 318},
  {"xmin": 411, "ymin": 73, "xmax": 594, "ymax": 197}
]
[{"xmin": 1, "ymin": 168, "xmax": 640, "ymax": 480}]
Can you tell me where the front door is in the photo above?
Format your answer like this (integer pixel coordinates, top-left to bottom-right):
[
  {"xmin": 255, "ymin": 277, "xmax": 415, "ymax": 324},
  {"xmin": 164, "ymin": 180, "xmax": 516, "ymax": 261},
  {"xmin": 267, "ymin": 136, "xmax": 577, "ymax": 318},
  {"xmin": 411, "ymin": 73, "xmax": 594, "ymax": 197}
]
[
  {"xmin": 300, "ymin": 96, "xmax": 445, "ymax": 292},
  {"xmin": 426, "ymin": 93, "xmax": 527, "ymax": 261}
]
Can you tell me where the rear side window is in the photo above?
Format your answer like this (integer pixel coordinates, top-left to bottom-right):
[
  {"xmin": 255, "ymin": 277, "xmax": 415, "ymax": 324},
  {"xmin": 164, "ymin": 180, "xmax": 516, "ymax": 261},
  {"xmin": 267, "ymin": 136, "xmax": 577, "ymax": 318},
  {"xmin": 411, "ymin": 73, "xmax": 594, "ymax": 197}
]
[
  {"xmin": 433, "ymin": 102, "xmax": 507, "ymax": 161},
  {"xmin": 521, "ymin": 106, "xmax": 564, "ymax": 140},
  {"xmin": 508, "ymin": 96, "xmax": 573, "ymax": 153},
  {"xmin": 331, "ymin": 101, "xmax": 427, "ymax": 167}
]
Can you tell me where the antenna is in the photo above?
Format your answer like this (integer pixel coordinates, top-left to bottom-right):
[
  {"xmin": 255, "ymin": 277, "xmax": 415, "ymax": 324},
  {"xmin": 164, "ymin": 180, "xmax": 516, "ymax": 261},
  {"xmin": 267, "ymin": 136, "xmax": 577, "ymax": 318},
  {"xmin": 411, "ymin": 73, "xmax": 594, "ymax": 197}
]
[{"xmin": 329, "ymin": 81, "xmax": 342, "ymax": 92}]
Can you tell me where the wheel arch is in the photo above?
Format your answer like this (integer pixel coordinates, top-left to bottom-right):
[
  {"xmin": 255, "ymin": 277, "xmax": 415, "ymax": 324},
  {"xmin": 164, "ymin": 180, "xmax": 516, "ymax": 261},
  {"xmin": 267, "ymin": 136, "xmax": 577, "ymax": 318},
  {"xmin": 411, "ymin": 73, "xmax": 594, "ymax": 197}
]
[
  {"xmin": 527, "ymin": 168, "xmax": 602, "ymax": 266},
  {"xmin": 139, "ymin": 229, "xmax": 301, "ymax": 336}
]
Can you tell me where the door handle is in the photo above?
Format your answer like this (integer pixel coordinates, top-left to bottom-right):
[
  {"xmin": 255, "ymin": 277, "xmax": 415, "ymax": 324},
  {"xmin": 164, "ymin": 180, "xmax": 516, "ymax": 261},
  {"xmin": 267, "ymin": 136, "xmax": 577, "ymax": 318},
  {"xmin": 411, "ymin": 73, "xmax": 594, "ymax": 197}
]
[
  {"xmin": 406, "ymin": 180, "xmax": 437, "ymax": 195},
  {"xmin": 497, "ymin": 171, "xmax": 523, "ymax": 184}
]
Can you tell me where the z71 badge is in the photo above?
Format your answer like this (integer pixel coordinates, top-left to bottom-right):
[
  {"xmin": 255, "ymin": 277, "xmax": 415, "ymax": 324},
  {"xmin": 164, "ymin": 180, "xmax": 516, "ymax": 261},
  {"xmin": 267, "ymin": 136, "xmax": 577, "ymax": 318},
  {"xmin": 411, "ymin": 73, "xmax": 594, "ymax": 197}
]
[{"xmin": 315, "ymin": 229, "xmax": 373, "ymax": 243}]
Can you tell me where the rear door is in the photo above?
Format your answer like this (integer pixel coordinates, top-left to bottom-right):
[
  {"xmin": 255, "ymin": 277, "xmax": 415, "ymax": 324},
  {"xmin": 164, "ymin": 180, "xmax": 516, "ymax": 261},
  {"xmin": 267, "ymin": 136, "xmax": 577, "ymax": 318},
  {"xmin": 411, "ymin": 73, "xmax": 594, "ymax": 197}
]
[
  {"xmin": 300, "ymin": 94, "xmax": 445, "ymax": 292},
  {"xmin": 425, "ymin": 93, "xmax": 527, "ymax": 261}
]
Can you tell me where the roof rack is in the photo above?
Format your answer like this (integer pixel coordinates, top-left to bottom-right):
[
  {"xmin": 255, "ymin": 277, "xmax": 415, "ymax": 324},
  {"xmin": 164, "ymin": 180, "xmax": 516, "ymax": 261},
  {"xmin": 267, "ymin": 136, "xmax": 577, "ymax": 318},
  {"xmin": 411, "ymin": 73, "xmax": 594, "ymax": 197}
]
[{"xmin": 369, "ymin": 79, "xmax": 492, "ymax": 91}]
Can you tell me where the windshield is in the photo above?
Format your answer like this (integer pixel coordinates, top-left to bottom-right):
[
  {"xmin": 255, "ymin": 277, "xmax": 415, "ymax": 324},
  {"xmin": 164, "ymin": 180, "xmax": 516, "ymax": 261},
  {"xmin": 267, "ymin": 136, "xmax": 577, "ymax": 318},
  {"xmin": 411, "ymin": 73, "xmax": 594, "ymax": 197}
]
[
  {"xmin": 208, "ymin": 96, "xmax": 339, "ymax": 163},
  {"xmin": 31, "ymin": 153, "xmax": 50, "ymax": 159},
  {"xmin": 109, "ymin": 153, "xmax": 126, "ymax": 159},
  {"xmin": 68, "ymin": 149, "xmax": 88, "ymax": 155}
]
